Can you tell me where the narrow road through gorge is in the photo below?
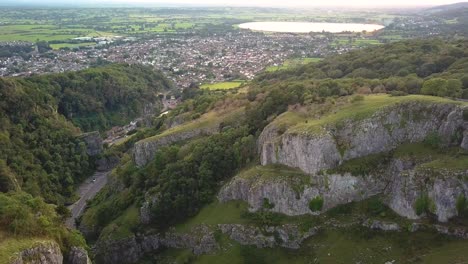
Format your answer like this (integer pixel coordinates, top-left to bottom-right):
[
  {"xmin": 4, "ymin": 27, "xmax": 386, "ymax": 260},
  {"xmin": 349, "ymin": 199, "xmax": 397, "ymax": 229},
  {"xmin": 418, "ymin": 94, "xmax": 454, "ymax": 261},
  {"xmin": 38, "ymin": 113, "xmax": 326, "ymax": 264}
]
[{"xmin": 65, "ymin": 170, "xmax": 110, "ymax": 228}]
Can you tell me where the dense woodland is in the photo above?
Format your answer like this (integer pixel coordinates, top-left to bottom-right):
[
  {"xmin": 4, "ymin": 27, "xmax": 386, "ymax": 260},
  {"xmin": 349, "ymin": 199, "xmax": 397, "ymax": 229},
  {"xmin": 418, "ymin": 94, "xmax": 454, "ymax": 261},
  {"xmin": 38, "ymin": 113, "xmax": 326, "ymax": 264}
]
[
  {"xmin": 26, "ymin": 64, "xmax": 172, "ymax": 132},
  {"xmin": 0, "ymin": 64, "xmax": 171, "ymax": 252}
]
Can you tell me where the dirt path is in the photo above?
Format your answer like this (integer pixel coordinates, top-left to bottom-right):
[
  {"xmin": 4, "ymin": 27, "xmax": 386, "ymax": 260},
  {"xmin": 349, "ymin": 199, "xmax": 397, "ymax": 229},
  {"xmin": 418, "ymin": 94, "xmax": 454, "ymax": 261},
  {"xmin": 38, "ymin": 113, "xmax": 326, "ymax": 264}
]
[{"xmin": 65, "ymin": 170, "xmax": 110, "ymax": 228}]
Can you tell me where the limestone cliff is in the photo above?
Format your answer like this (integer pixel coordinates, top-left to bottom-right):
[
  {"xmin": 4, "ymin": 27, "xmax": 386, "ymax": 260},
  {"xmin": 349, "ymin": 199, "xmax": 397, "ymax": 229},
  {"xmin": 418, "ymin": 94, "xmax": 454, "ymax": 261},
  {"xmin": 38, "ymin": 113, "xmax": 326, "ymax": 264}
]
[
  {"xmin": 218, "ymin": 166, "xmax": 383, "ymax": 216},
  {"xmin": 219, "ymin": 224, "xmax": 318, "ymax": 249},
  {"xmin": 94, "ymin": 225, "xmax": 218, "ymax": 264},
  {"xmin": 10, "ymin": 242, "xmax": 92, "ymax": 264},
  {"xmin": 219, "ymin": 162, "xmax": 468, "ymax": 222},
  {"xmin": 385, "ymin": 160, "xmax": 468, "ymax": 222},
  {"xmin": 79, "ymin": 131, "xmax": 103, "ymax": 156},
  {"xmin": 259, "ymin": 100, "xmax": 468, "ymax": 174},
  {"xmin": 67, "ymin": 247, "xmax": 92, "ymax": 264},
  {"xmin": 223, "ymin": 98, "xmax": 468, "ymax": 222},
  {"xmin": 94, "ymin": 223, "xmax": 320, "ymax": 264}
]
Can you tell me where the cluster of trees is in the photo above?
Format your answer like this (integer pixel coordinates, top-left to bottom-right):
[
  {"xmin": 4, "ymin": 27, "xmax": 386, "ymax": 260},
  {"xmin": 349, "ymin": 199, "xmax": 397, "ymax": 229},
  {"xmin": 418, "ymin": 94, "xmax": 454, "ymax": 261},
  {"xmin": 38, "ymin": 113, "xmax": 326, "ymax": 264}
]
[
  {"xmin": 146, "ymin": 127, "xmax": 255, "ymax": 227},
  {"xmin": 0, "ymin": 77, "xmax": 92, "ymax": 204},
  {"xmin": 254, "ymin": 39, "xmax": 468, "ymax": 99},
  {"xmin": 421, "ymin": 78, "xmax": 466, "ymax": 97},
  {"xmin": 83, "ymin": 126, "xmax": 255, "ymax": 233},
  {"xmin": 24, "ymin": 63, "xmax": 172, "ymax": 132},
  {"xmin": 0, "ymin": 44, "xmax": 34, "ymax": 58}
]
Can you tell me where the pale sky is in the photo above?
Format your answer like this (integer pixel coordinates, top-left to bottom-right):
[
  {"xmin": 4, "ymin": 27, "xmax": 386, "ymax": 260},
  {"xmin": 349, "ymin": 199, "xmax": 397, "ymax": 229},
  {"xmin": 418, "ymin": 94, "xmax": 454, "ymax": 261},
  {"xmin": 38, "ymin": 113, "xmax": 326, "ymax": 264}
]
[
  {"xmin": 7, "ymin": 0, "xmax": 466, "ymax": 7},
  {"xmin": 128, "ymin": 0, "xmax": 462, "ymax": 7}
]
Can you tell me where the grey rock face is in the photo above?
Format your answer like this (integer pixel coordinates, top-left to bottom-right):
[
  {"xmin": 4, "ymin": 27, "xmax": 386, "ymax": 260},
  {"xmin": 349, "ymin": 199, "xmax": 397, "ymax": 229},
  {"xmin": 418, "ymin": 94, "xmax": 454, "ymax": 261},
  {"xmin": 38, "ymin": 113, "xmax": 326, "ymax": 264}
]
[
  {"xmin": 95, "ymin": 236, "xmax": 142, "ymax": 264},
  {"xmin": 251, "ymin": 102, "xmax": 468, "ymax": 222},
  {"xmin": 220, "ymin": 159, "xmax": 468, "ymax": 222},
  {"xmin": 259, "ymin": 129, "xmax": 342, "ymax": 175},
  {"xmin": 386, "ymin": 164, "xmax": 468, "ymax": 222},
  {"xmin": 79, "ymin": 131, "xmax": 103, "ymax": 156},
  {"xmin": 219, "ymin": 224, "xmax": 318, "ymax": 249},
  {"xmin": 140, "ymin": 192, "xmax": 159, "ymax": 225},
  {"xmin": 96, "ymin": 155, "xmax": 120, "ymax": 171},
  {"xmin": 133, "ymin": 124, "xmax": 219, "ymax": 167},
  {"xmin": 95, "ymin": 225, "xmax": 218, "ymax": 264},
  {"xmin": 434, "ymin": 225, "xmax": 468, "ymax": 239},
  {"xmin": 68, "ymin": 247, "xmax": 92, "ymax": 264},
  {"xmin": 95, "ymin": 223, "xmax": 321, "ymax": 264},
  {"xmin": 461, "ymin": 131, "xmax": 468, "ymax": 150},
  {"xmin": 218, "ymin": 172, "xmax": 383, "ymax": 216},
  {"xmin": 362, "ymin": 219, "xmax": 400, "ymax": 231},
  {"xmin": 260, "ymin": 102, "xmax": 466, "ymax": 174},
  {"xmin": 142, "ymin": 101, "xmax": 163, "ymax": 127},
  {"xmin": 11, "ymin": 241, "xmax": 63, "ymax": 264}
]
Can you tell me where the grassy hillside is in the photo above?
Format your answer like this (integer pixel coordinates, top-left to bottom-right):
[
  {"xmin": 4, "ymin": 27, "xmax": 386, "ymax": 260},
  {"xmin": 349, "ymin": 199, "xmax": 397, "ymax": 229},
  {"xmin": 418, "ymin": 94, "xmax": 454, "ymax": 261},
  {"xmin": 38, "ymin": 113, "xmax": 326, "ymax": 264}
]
[{"xmin": 271, "ymin": 94, "xmax": 468, "ymax": 135}]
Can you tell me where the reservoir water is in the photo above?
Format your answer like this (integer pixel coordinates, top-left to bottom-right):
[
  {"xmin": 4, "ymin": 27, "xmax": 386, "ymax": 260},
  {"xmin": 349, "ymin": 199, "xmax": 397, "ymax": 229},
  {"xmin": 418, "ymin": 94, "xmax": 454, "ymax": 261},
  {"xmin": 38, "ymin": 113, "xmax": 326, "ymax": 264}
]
[{"xmin": 238, "ymin": 22, "xmax": 384, "ymax": 33}]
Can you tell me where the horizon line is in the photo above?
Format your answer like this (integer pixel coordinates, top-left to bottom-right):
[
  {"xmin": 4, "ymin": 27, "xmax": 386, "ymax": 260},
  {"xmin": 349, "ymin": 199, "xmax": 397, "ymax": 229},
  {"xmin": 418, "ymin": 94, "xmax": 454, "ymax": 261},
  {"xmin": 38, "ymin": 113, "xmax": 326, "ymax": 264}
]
[{"xmin": 0, "ymin": 1, "xmax": 453, "ymax": 9}]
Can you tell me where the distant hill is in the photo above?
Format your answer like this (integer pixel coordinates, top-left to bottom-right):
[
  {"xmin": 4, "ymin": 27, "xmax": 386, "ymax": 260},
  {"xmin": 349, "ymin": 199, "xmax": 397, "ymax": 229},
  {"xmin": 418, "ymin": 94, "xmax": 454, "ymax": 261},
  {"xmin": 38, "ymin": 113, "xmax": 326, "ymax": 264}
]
[
  {"xmin": 255, "ymin": 39, "xmax": 468, "ymax": 89},
  {"xmin": 426, "ymin": 2, "xmax": 468, "ymax": 12},
  {"xmin": 424, "ymin": 2, "xmax": 468, "ymax": 35}
]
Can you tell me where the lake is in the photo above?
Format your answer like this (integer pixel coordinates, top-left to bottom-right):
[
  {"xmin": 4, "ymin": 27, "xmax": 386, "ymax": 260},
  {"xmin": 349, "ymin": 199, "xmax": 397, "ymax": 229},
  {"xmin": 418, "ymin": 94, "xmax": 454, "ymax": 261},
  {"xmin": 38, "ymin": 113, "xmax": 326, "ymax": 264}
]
[{"xmin": 238, "ymin": 22, "xmax": 385, "ymax": 33}]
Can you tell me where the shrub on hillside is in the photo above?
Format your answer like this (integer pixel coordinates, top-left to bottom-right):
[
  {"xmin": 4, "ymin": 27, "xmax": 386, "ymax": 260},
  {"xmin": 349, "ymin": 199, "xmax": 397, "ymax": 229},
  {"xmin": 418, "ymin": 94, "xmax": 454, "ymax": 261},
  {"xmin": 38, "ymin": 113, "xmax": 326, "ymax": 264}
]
[{"xmin": 309, "ymin": 196, "xmax": 324, "ymax": 212}]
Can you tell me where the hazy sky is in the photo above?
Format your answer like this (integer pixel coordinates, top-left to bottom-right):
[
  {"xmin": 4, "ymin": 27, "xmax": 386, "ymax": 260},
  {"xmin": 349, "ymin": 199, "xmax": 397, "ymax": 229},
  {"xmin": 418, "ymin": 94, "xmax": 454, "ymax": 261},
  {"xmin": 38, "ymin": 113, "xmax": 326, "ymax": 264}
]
[{"xmin": 7, "ymin": 0, "xmax": 465, "ymax": 7}]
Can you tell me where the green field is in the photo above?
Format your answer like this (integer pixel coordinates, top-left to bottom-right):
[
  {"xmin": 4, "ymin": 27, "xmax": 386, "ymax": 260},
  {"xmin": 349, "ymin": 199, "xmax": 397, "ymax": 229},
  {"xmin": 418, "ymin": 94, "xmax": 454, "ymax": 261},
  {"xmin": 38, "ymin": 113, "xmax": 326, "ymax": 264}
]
[
  {"xmin": 200, "ymin": 81, "xmax": 244, "ymax": 90},
  {"xmin": 0, "ymin": 8, "xmax": 404, "ymax": 45},
  {"xmin": 50, "ymin": 42, "xmax": 96, "ymax": 50},
  {"xmin": 0, "ymin": 24, "xmax": 105, "ymax": 42},
  {"xmin": 266, "ymin": 57, "xmax": 322, "ymax": 72}
]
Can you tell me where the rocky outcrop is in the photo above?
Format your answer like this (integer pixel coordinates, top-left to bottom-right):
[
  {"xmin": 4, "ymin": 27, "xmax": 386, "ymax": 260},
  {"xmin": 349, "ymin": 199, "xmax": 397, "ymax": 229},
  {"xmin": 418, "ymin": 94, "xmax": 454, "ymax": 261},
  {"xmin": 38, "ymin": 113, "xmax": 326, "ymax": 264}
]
[
  {"xmin": 68, "ymin": 247, "xmax": 92, "ymax": 264},
  {"xmin": 95, "ymin": 223, "xmax": 321, "ymax": 264},
  {"xmin": 140, "ymin": 191, "xmax": 159, "ymax": 225},
  {"xmin": 218, "ymin": 171, "xmax": 383, "ymax": 216},
  {"xmin": 260, "ymin": 102, "xmax": 467, "ymax": 174},
  {"xmin": 434, "ymin": 225, "xmax": 468, "ymax": 239},
  {"xmin": 220, "ymin": 160, "xmax": 468, "ymax": 222},
  {"xmin": 79, "ymin": 131, "xmax": 103, "ymax": 156},
  {"xmin": 142, "ymin": 101, "xmax": 163, "ymax": 127},
  {"xmin": 219, "ymin": 224, "xmax": 318, "ymax": 249},
  {"xmin": 246, "ymin": 101, "xmax": 468, "ymax": 222},
  {"xmin": 10, "ymin": 241, "xmax": 63, "ymax": 264},
  {"xmin": 96, "ymin": 155, "xmax": 120, "ymax": 171},
  {"xmin": 385, "ymin": 160, "xmax": 468, "ymax": 222},
  {"xmin": 95, "ymin": 225, "xmax": 218, "ymax": 264},
  {"xmin": 362, "ymin": 219, "xmax": 400, "ymax": 231},
  {"xmin": 133, "ymin": 123, "xmax": 220, "ymax": 167}
]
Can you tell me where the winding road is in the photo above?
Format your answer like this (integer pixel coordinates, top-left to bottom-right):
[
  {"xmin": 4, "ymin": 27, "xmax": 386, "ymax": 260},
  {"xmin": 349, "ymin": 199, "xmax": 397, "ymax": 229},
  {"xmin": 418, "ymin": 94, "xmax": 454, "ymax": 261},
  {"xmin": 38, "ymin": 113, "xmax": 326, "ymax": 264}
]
[{"xmin": 65, "ymin": 170, "xmax": 110, "ymax": 228}]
